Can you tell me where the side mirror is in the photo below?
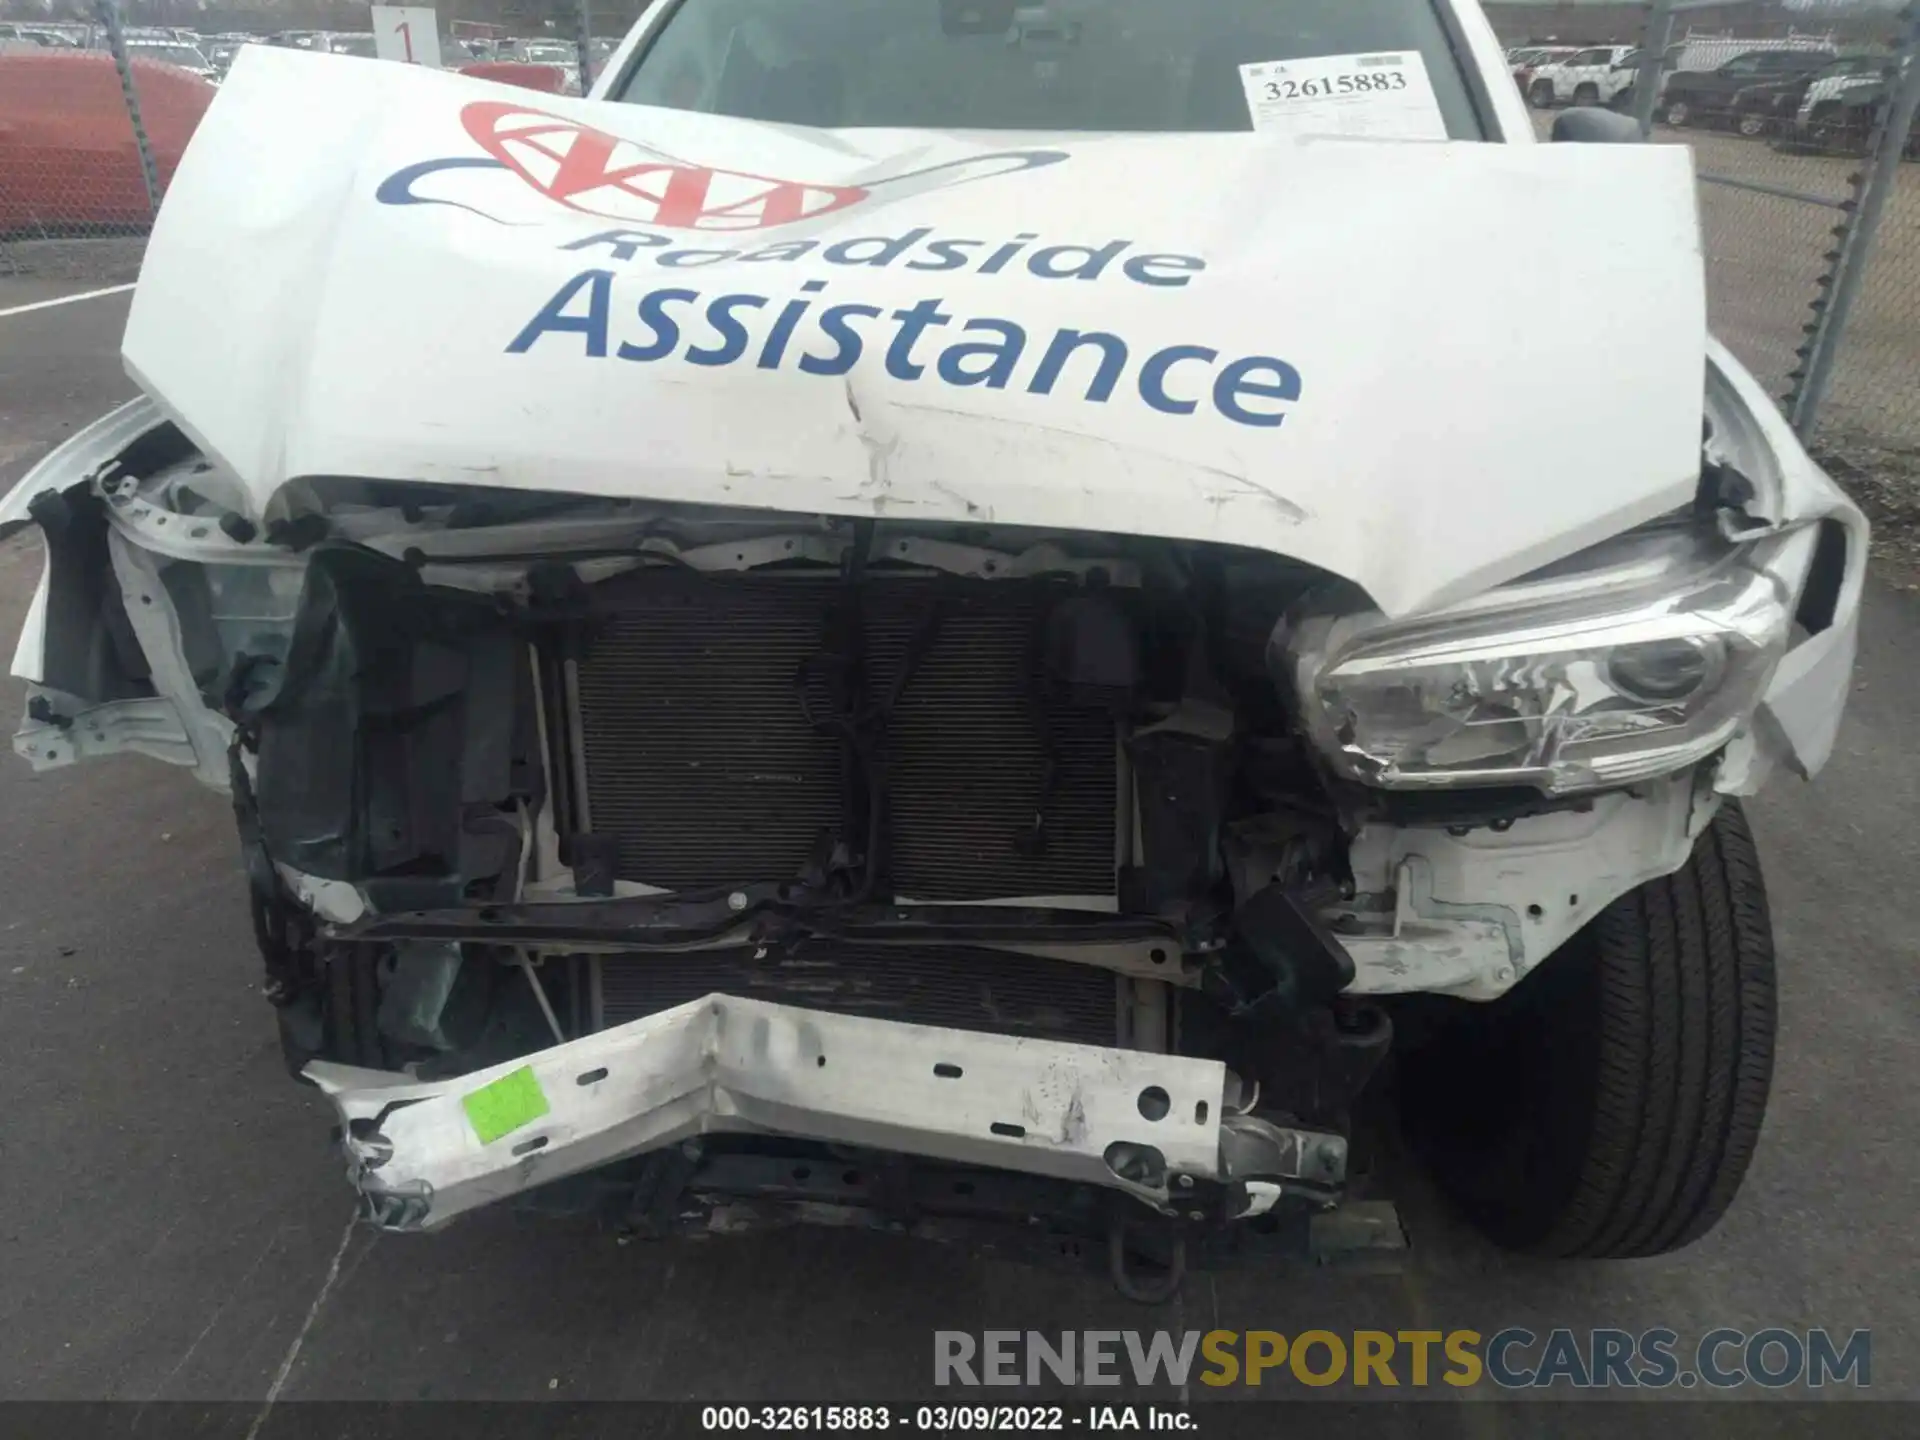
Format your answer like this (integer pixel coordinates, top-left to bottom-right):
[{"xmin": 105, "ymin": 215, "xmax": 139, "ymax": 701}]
[{"xmin": 1551, "ymin": 108, "xmax": 1644, "ymax": 143}]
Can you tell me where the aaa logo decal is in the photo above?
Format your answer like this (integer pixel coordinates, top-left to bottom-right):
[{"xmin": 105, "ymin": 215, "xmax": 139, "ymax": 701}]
[
  {"xmin": 461, "ymin": 102, "xmax": 867, "ymax": 230},
  {"xmin": 377, "ymin": 101, "xmax": 1068, "ymax": 229}
]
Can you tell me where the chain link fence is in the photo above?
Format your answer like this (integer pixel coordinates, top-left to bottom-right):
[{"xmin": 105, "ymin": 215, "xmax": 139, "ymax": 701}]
[
  {"xmin": 1502, "ymin": 0, "xmax": 1920, "ymax": 565},
  {"xmin": 1692, "ymin": 136, "xmax": 1858, "ymax": 406},
  {"xmin": 0, "ymin": 0, "xmax": 627, "ymax": 283},
  {"xmin": 0, "ymin": 3, "xmax": 169, "ymax": 283},
  {"xmin": 1792, "ymin": 15, "xmax": 1920, "ymax": 553}
]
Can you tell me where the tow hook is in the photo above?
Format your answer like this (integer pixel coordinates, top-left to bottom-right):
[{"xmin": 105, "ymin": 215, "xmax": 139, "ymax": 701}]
[{"xmin": 1107, "ymin": 1214, "xmax": 1187, "ymax": 1304}]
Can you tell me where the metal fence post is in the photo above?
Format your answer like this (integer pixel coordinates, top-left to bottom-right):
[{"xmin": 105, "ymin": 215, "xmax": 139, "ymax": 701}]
[
  {"xmin": 93, "ymin": 0, "xmax": 161, "ymax": 217},
  {"xmin": 1633, "ymin": 0, "xmax": 1677, "ymax": 137},
  {"xmin": 1790, "ymin": 7, "xmax": 1920, "ymax": 436},
  {"xmin": 574, "ymin": 0, "xmax": 595, "ymax": 94}
]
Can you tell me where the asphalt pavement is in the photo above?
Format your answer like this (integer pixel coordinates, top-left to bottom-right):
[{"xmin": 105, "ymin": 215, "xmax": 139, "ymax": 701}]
[{"xmin": 2, "ymin": 279, "xmax": 1917, "ymax": 1420}]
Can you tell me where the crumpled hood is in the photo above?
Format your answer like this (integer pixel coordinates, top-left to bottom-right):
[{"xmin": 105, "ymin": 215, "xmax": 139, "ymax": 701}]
[{"xmin": 124, "ymin": 48, "xmax": 1706, "ymax": 617}]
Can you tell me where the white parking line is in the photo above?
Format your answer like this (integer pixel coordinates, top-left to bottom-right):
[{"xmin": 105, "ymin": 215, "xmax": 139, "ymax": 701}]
[{"xmin": 0, "ymin": 283, "xmax": 136, "ymax": 319}]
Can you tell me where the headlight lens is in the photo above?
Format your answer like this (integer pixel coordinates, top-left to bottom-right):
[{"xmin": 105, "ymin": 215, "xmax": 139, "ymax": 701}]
[{"xmin": 1279, "ymin": 544, "xmax": 1792, "ymax": 795}]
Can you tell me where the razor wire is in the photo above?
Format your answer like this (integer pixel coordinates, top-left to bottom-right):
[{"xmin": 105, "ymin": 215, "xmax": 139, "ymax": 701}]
[{"xmin": 1791, "ymin": 1, "xmax": 1920, "ymax": 467}]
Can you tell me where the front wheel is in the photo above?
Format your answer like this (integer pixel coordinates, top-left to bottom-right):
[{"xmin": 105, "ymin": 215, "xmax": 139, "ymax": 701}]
[
  {"xmin": 1529, "ymin": 81, "xmax": 1556, "ymax": 109},
  {"xmin": 1737, "ymin": 113, "xmax": 1768, "ymax": 139},
  {"xmin": 1399, "ymin": 802, "xmax": 1776, "ymax": 1258},
  {"xmin": 1666, "ymin": 99, "xmax": 1693, "ymax": 128}
]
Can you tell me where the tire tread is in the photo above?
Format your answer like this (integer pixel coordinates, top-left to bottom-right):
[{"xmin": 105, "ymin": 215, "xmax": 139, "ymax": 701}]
[{"xmin": 1544, "ymin": 802, "xmax": 1776, "ymax": 1258}]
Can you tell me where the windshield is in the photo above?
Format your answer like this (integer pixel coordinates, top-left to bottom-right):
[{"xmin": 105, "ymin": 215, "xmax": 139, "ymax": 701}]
[
  {"xmin": 525, "ymin": 42, "xmax": 575, "ymax": 61},
  {"xmin": 132, "ymin": 42, "xmax": 209, "ymax": 67},
  {"xmin": 611, "ymin": 0, "xmax": 1485, "ymax": 136},
  {"xmin": 1825, "ymin": 56, "xmax": 1881, "ymax": 79},
  {"xmin": 328, "ymin": 34, "xmax": 377, "ymax": 56}
]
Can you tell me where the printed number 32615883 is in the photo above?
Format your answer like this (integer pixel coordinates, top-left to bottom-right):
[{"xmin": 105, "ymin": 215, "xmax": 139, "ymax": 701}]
[{"xmin": 1264, "ymin": 71, "xmax": 1409, "ymax": 102}]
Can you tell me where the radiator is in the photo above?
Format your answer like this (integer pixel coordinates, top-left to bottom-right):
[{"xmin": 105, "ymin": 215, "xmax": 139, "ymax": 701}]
[
  {"xmin": 569, "ymin": 571, "xmax": 1118, "ymax": 902},
  {"xmin": 595, "ymin": 942, "xmax": 1123, "ymax": 1047}
]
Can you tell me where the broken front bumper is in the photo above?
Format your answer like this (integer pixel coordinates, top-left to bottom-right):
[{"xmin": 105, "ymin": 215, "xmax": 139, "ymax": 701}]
[{"xmin": 308, "ymin": 994, "xmax": 1346, "ymax": 1232}]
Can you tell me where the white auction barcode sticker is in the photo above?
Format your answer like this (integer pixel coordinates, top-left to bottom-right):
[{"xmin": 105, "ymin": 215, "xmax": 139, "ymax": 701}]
[{"xmin": 1238, "ymin": 51, "xmax": 1447, "ymax": 141}]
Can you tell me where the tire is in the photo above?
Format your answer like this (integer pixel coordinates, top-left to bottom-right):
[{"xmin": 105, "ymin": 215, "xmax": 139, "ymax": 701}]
[
  {"xmin": 1806, "ymin": 102, "xmax": 1842, "ymax": 151},
  {"xmin": 1666, "ymin": 99, "xmax": 1692, "ymax": 128},
  {"xmin": 1809, "ymin": 107, "xmax": 1873, "ymax": 157},
  {"xmin": 1737, "ymin": 113, "xmax": 1767, "ymax": 139},
  {"xmin": 1399, "ymin": 802, "xmax": 1776, "ymax": 1259},
  {"xmin": 1573, "ymin": 83, "xmax": 1599, "ymax": 107},
  {"xmin": 1529, "ymin": 81, "xmax": 1556, "ymax": 110}
]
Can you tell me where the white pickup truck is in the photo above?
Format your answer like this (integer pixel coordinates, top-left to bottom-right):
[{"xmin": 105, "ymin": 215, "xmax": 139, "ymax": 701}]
[
  {"xmin": 1526, "ymin": 43, "xmax": 1637, "ymax": 108},
  {"xmin": 1, "ymin": 0, "xmax": 1865, "ymax": 1294}
]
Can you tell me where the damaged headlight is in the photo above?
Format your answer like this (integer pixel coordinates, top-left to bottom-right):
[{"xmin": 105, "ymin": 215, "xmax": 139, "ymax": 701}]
[{"xmin": 1278, "ymin": 532, "xmax": 1793, "ymax": 795}]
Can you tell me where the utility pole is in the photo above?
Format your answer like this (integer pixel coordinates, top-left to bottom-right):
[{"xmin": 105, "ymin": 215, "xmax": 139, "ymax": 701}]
[{"xmin": 1633, "ymin": 0, "xmax": 1677, "ymax": 136}]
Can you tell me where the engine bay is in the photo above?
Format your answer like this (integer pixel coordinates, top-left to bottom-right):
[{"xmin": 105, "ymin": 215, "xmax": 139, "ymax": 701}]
[
  {"xmin": 214, "ymin": 486, "xmax": 1381, "ymax": 1090},
  {"xmin": 0, "ymin": 373, "xmax": 1861, "ymax": 1282}
]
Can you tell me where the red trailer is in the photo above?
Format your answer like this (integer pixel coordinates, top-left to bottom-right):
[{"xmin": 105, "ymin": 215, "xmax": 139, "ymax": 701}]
[{"xmin": 0, "ymin": 52, "xmax": 214, "ymax": 234}]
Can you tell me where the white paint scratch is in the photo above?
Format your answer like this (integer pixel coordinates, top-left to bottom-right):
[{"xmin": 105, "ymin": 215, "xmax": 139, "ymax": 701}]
[
  {"xmin": 140, "ymin": 1224, "xmax": 290, "ymax": 1418},
  {"xmin": 243, "ymin": 1214, "xmax": 358, "ymax": 1440}
]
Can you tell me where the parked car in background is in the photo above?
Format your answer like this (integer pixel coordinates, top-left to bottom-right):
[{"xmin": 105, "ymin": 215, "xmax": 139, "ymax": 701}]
[
  {"xmin": 1661, "ymin": 34, "xmax": 1836, "ymax": 80},
  {"xmin": 206, "ymin": 38, "xmax": 246, "ymax": 77},
  {"xmin": 1728, "ymin": 52, "xmax": 1884, "ymax": 138},
  {"xmin": 1526, "ymin": 44, "xmax": 1636, "ymax": 108},
  {"xmin": 458, "ymin": 58, "xmax": 567, "ymax": 93},
  {"xmin": 0, "ymin": 51, "xmax": 213, "ymax": 234},
  {"xmin": 509, "ymin": 39, "xmax": 581, "ymax": 92},
  {"xmin": 1658, "ymin": 46, "xmax": 1836, "ymax": 128},
  {"xmin": 312, "ymin": 32, "xmax": 379, "ymax": 59},
  {"xmin": 1510, "ymin": 44, "xmax": 1576, "ymax": 96},
  {"xmin": 1793, "ymin": 68, "xmax": 1920, "ymax": 156},
  {"xmin": 1609, "ymin": 34, "xmax": 1837, "ymax": 119},
  {"xmin": 1799, "ymin": 59, "xmax": 1898, "ymax": 122},
  {"xmin": 123, "ymin": 38, "xmax": 220, "ymax": 85}
]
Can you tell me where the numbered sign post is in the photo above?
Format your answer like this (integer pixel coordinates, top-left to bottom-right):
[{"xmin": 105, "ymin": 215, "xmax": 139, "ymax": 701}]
[{"xmin": 372, "ymin": 6, "xmax": 443, "ymax": 68}]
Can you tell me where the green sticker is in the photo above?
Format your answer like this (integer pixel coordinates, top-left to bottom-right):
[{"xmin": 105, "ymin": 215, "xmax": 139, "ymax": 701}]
[{"xmin": 462, "ymin": 1065, "xmax": 550, "ymax": 1145}]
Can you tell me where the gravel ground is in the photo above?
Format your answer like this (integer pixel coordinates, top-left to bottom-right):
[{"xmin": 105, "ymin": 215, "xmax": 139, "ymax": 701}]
[
  {"xmin": 1811, "ymin": 437, "xmax": 1920, "ymax": 586},
  {"xmin": 0, "ymin": 235, "xmax": 147, "ymax": 286}
]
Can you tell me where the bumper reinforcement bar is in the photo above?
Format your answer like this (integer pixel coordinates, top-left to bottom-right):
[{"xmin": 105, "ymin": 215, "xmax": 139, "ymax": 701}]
[{"xmin": 307, "ymin": 993, "xmax": 1347, "ymax": 1232}]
